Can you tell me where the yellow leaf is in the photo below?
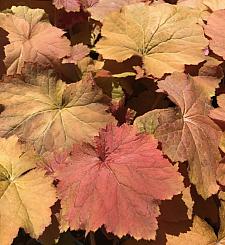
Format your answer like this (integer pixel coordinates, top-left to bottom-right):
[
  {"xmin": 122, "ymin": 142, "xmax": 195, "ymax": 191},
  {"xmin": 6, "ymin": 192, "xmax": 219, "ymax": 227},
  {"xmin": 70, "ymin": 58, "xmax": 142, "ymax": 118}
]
[
  {"xmin": 0, "ymin": 136, "xmax": 56, "ymax": 245},
  {"xmin": 96, "ymin": 3, "xmax": 208, "ymax": 78},
  {"xmin": 166, "ymin": 216, "xmax": 217, "ymax": 245},
  {"xmin": 0, "ymin": 64, "xmax": 115, "ymax": 153},
  {"xmin": 203, "ymin": 0, "xmax": 225, "ymax": 11}
]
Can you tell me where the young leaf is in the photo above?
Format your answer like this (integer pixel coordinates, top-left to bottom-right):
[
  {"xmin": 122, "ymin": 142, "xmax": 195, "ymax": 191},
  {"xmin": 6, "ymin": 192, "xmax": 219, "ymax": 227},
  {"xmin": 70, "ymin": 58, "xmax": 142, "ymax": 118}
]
[
  {"xmin": 0, "ymin": 136, "xmax": 56, "ymax": 245},
  {"xmin": 155, "ymin": 72, "xmax": 222, "ymax": 199},
  {"xmin": 0, "ymin": 64, "xmax": 115, "ymax": 153},
  {"xmin": 51, "ymin": 124, "xmax": 184, "ymax": 240},
  {"xmin": 0, "ymin": 6, "xmax": 71, "ymax": 75},
  {"xmin": 96, "ymin": 3, "xmax": 208, "ymax": 78}
]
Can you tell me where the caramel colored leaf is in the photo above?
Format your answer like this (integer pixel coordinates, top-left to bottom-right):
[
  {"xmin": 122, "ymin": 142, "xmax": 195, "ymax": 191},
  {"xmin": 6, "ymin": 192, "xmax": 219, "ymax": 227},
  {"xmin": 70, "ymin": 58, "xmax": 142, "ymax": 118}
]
[
  {"xmin": 182, "ymin": 0, "xmax": 225, "ymax": 12},
  {"xmin": 177, "ymin": 0, "xmax": 209, "ymax": 20},
  {"xmin": 155, "ymin": 72, "xmax": 221, "ymax": 198},
  {"xmin": 216, "ymin": 160, "xmax": 225, "ymax": 187},
  {"xmin": 96, "ymin": 3, "xmax": 207, "ymax": 78},
  {"xmin": 192, "ymin": 76, "xmax": 220, "ymax": 100},
  {"xmin": 0, "ymin": 6, "xmax": 71, "ymax": 75},
  {"xmin": 210, "ymin": 94, "xmax": 225, "ymax": 122},
  {"xmin": 177, "ymin": 0, "xmax": 207, "ymax": 12},
  {"xmin": 166, "ymin": 216, "xmax": 217, "ymax": 245},
  {"xmin": 0, "ymin": 65, "xmax": 114, "ymax": 153},
  {"xmin": 205, "ymin": 9, "xmax": 225, "ymax": 60},
  {"xmin": 181, "ymin": 186, "xmax": 194, "ymax": 220},
  {"xmin": 167, "ymin": 201, "xmax": 225, "ymax": 244},
  {"xmin": 220, "ymin": 133, "xmax": 225, "ymax": 153},
  {"xmin": 203, "ymin": 0, "xmax": 225, "ymax": 11},
  {"xmin": 178, "ymin": 0, "xmax": 204, "ymax": 8},
  {"xmin": 0, "ymin": 136, "xmax": 56, "ymax": 245},
  {"xmin": 52, "ymin": 124, "xmax": 184, "ymax": 240},
  {"xmin": 218, "ymin": 200, "xmax": 225, "ymax": 243},
  {"xmin": 198, "ymin": 56, "xmax": 223, "ymax": 78}
]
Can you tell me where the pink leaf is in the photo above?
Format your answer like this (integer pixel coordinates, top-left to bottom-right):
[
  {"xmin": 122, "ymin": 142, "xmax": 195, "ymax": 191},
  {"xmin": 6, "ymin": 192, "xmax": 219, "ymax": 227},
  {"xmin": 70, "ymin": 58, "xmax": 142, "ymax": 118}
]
[
  {"xmin": 51, "ymin": 124, "xmax": 184, "ymax": 240},
  {"xmin": 53, "ymin": 0, "xmax": 98, "ymax": 12},
  {"xmin": 62, "ymin": 44, "xmax": 90, "ymax": 64},
  {"xmin": 88, "ymin": 0, "xmax": 144, "ymax": 21},
  {"xmin": 0, "ymin": 7, "xmax": 71, "ymax": 75},
  {"xmin": 205, "ymin": 9, "xmax": 225, "ymax": 59}
]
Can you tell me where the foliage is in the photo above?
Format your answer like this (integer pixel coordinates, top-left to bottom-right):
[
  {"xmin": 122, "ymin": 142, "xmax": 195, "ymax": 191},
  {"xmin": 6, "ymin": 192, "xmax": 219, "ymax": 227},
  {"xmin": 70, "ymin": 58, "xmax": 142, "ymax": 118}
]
[{"xmin": 0, "ymin": 0, "xmax": 225, "ymax": 244}]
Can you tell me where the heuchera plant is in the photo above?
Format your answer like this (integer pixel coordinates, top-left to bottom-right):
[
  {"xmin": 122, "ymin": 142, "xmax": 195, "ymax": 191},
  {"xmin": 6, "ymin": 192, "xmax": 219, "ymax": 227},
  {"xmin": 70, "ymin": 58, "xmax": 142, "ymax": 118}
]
[{"xmin": 1, "ymin": 0, "xmax": 225, "ymax": 244}]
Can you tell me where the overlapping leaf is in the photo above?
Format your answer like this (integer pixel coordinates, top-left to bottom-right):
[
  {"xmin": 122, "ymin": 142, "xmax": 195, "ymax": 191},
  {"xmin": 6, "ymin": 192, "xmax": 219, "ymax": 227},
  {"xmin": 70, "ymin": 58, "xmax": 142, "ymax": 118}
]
[
  {"xmin": 203, "ymin": 0, "xmax": 225, "ymax": 11},
  {"xmin": 0, "ymin": 136, "xmax": 56, "ymax": 245},
  {"xmin": 0, "ymin": 6, "xmax": 71, "ymax": 75},
  {"xmin": 166, "ymin": 216, "xmax": 217, "ymax": 245},
  {"xmin": 53, "ymin": 0, "xmax": 98, "ymax": 12},
  {"xmin": 0, "ymin": 64, "xmax": 114, "ymax": 153},
  {"xmin": 177, "ymin": 0, "xmax": 208, "ymax": 19},
  {"xmin": 53, "ymin": 0, "xmax": 81, "ymax": 12},
  {"xmin": 210, "ymin": 94, "xmax": 225, "ymax": 157},
  {"xmin": 178, "ymin": 0, "xmax": 225, "ymax": 13},
  {"xmin": 96, "ymin": 3, "xmax": 208, "ymax": 78},
  {"xmin": 88, "ymin": 0, "xmax": 144, "ymax": 21},
  {"xmin": 155, "ymin": 72, "xmax": 222, "ymax": 199},
  {"xmin": 50, "ymin": 124, "xmax": 183, "ymax": 240},
  {"xmin": 167, "ymin": 200, "xmax": 225, "ymax": 244},
  {"xmin": 62, "ymin": 44, "xmax": 90, "ymax": 64},
  {"xmin": 210, "ymin": 94, "xmax": 225, "ymax": 121},
  {"xmin": 0, "ymin": 0, "xmax": 224, "ymax": 243},
  {"xmin": 134, "ymin": 109, "xmax": 175, "ymax": 134},
  {"xmin": 205, "ymin": 9, "xmax": 225, "ymax": 60},
  {"xmin": 191, "ymin": 75, "xmax": 220, "ymax": 100}
]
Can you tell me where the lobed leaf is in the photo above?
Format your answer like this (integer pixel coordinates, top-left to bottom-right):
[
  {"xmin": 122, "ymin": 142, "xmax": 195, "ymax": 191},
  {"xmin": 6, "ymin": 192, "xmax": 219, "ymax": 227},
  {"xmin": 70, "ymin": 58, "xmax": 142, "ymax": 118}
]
[
  {"xmin": 96, "ymin": 3, "xmax": 208, "ymax": 78},
  {"xmin": 51, "ymin": 124, "xmax": 184, "ymax": 240},
  {"xmin": 62, "ymin": 44, "xmax": 90, "ymax": 64},
  {"xmin": 53, "ymin": 0, "xmax": 98, "ymax": 12},
  {"xmin": 0, "ymin": 64, "xmax": 115, "ymax": 153},
  {"xmin": 166, "ymin": 216, "xmax": 217, "ymax": 245},
  {"xmin": 0, "ymin": 6, "xmax": 71, "ymax": 75},
  {"xmin": 155, "ymin": 72, "xmax": 222, "ymax": 199},
  {"xmin": 205, "ymin": 9, "xmax": 225, "ymax": 60},
  {"xmin": 88, "ymin": 0, "xmax": 144, "ymax": 22},
  {"xmin": 0, "ymin": 136, "xmax": 56, "ymax": 245}
]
